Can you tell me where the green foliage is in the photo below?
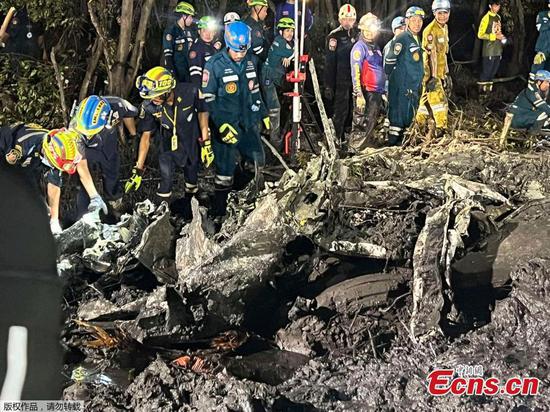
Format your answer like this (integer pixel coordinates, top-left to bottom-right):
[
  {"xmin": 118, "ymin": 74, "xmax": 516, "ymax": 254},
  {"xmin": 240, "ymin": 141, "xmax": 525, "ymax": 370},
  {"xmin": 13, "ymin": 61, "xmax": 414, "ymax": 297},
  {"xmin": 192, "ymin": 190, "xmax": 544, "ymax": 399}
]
[
  {"xmin": 0, "ymin": 56, "xmax": 65, "ymax": 127},
  {"xmin": 0, "ymin": 0, "xmax": 83, "ymax": 31}
]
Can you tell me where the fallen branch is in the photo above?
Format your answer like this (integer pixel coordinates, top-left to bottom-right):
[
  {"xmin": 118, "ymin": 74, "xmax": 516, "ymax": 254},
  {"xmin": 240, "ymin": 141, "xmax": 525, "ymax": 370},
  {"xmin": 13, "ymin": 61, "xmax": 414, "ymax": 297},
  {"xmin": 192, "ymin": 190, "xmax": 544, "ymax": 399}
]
[{"xmin": 261, "ymin": 135, "xmax": 294, "ymax": 175}]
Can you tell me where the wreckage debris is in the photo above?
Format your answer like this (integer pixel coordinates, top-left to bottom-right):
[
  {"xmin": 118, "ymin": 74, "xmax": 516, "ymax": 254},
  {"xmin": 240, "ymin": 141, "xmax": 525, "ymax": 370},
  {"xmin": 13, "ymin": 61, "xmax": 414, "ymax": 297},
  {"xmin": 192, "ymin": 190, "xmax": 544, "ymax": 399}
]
[{"xmin": 60, "ymin": 139, "xmax": 550, "ymax": 410}]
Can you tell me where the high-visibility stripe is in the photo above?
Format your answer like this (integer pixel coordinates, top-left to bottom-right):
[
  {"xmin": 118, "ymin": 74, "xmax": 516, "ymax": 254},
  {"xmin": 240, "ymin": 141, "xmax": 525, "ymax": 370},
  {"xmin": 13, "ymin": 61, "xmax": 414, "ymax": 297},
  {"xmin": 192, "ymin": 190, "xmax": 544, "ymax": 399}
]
[{"xmin": 0, "ymin": 326, "xmax": 28, "ymax": 400}]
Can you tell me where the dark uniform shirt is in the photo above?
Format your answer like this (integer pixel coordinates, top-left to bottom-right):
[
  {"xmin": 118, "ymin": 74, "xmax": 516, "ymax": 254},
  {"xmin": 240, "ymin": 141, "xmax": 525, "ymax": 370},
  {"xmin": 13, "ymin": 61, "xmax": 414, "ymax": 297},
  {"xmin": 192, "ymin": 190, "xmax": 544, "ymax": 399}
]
[
  {"xmin": 324, "ymin": 26, "xmax": 357, "ymax": 90},
  {"xmin": 0, "ymin": 124, "xmax": 62, "ymax": 186},
  {"xmin": 384, "ymin": 30, "xmax": 424, "ymax": 94},
  {"xmin": 188, "ymin": 38, "xmax": 218, "ymax": 87},
  {"xmin": 202, "ymin": 50, "xmax": 267, "ymax": 129},
  {"xmin": 1, "ymin": 9, "xmax": 43, "ymax": 59},
  {"xmin": 243, "ymin": 16, "xmax": 269, "ymax": 62},
  {"xmin": 261, "ymin": 34, "xmax": 294, "ymax": 87},
  {"xmin": 535, "ymin": 11, "xmax": 550, "ymax": 54},
  {"xmin": 510, "ymin": 83, "xmax": 550, "ymax": 130},
  {"xmin": 162, "ymin": 22, "xmax": 198, "ymax": 82},
  {"xmin": 138, "ymin": 83, "xmax": 206, "ymax": 159}
]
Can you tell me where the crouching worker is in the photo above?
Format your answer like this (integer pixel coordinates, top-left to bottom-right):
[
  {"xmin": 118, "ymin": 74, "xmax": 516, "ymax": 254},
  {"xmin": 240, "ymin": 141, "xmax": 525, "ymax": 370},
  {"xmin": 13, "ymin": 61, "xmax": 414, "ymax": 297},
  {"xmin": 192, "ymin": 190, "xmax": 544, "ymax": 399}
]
[
  {"xmin": 261, "ymin": 17, "xmax": 295, "ymax": 151},
  {"xmin": 71, "ymin": 95, "xmax": 139, "ymax": 217},
  {"xmin": 0, "ymin": 125, "xmax": 106, "ymax": 234},
  {"xmin": 508, "ymin": 70, "xmax": 550, "ymax": 133},
  {"xmin": 202, "ymin": 21, "xmax": 269, "ymax": 218},
  {"xmin": 128, "ymin": 66, "xmax": 211, "ymax": 220}
]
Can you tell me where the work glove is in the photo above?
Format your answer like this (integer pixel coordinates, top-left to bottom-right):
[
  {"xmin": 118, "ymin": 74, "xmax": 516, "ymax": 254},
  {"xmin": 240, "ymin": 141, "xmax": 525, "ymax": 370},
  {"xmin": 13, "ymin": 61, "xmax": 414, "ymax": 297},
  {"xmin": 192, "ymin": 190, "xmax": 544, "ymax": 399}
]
[
  {"xmin": 355, "ymin": 95, "xmax": 366, "ymax": 114},
  {"xmin": 50, "ymin": 218, "xmax": 62, "ymax": 235},
  {"xmin": 125, "ymin": 167, "xmax": 144, "ymax": 193},
  {"xmin": 219, "ymin": 123, "xmax": 238, "ymax": 144},
  {"xmin": 534, "ymin": 52, "xmax": 546, "ymax": 65},
  {"xmin": 426, "ymin": 77, "xmax": 438, "ymax": 92},
  {"xmin": 324, "ymin": 88, "xmax": 334, "ymax": 101},
  {"xmin": 262, "ymin": 116, "xmax": 271, "ymax": 131},
  {"xmin": 201, "ymin": 139, "xmax": 214, "ymax": 168},
  {"xmin": 88, "ymin": 195, "xmax": 108, "ymax": 214}
]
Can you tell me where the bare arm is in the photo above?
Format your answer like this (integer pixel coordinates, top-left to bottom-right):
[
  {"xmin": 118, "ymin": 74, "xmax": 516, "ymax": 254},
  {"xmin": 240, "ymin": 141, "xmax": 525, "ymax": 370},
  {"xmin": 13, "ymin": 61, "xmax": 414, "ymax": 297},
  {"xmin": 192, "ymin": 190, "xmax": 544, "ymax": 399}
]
[
  {"xmin": 76, "ymin": 159, "xmax": 99, "ymax": 198},
  {"xmin": 198, "ymin": 112, "xmax": 209, "ymax": 142},
  {"xmin": 47, "ymin": 183, "xmax": 61, "ymax": 220},
  {"xmin": 136, "ymin": 131, "xmax": 152, "ymax": 169},
  {"xmin": 123, "ymin": 117, "xmax": 137, "ymax": 135}
]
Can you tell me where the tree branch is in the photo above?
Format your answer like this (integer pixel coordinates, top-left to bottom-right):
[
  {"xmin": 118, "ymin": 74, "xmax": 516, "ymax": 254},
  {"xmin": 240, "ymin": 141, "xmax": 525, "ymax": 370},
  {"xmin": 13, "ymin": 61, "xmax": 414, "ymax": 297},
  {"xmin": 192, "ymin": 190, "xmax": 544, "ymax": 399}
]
[
  {"xmin": 79, "ymin": 37, "xmax": 103, "ymax": 101},
  {"xmin": 50, "ymin": 47, "xmax": 69, "ymax": 125}
]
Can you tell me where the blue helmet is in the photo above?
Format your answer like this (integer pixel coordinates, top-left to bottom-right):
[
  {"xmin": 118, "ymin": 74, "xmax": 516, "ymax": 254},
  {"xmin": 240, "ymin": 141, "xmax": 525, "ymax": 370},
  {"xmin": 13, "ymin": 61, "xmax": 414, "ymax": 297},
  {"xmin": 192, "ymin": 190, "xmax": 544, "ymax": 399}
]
[
  {"xmin": 72, "ymin": 95, "xmax": 111, "ymax": 137},
  {"xmin": 405, "ymin": 6, "xmax": 426, "ymax": 19},
  {"xmin": 224, "ymin": 21, "xmax": 251, "ymax": 52},
  {"xmin": 535, "ymin": 70, "xmax": 550, "ymax": 82},
  {"xmin": 391, "ymin": 16, "xmax": 406, "ymax": 32}
]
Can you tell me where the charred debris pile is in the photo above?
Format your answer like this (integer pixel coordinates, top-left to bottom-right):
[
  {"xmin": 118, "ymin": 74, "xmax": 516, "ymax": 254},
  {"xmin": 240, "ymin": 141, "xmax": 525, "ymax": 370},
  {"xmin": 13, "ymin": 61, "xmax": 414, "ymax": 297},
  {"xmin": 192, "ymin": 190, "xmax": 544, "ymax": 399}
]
[{"xmin": 59, "ymin": 137, "xmax": 550, "ymax": 411}]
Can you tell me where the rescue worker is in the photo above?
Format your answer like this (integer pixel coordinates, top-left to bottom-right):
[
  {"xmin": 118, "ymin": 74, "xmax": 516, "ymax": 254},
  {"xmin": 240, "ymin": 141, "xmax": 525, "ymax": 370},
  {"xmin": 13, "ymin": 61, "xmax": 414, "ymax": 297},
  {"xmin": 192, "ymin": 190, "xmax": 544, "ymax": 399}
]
[
  {"xmin": 349, "ymin": 13, "xmax": 385, "ymax": 151},
  {"xmin": 202, "ymin": 21, "xmax": 270, "ymax": 218},
  {"xmin": 477, "ymin": 1, "xmax": 505, "ymax": 94},
  {"xmin": 261, "ymin": 17, "xmax": 295, "ymax": 150},
  {"xmin": 162, "ymin": 2, "xmax": 197, "ymax": 82},
  {"xmin": 224, "ymin": 12, "xmax": 240, "ymax": 26},
  {"xmin": 128, "ymin": 67, "xmax": 211, "ymax": 220},
  {"xmin": 531, "ymin": 1, "xmax": 550, "ymax": 79},
  {"xmin": 275, "ymin": 0, "xmax": 313, "ymax": 35},
  {"xmin": 384, "ymin": 6, "xmax": 425, "ymax": 146},
  {"xmin": 189, "ymin": 16, "xmax": 220, "ymax": 87},
  {"xmin": 0, "ymin": 7, "xmax": 46, "ymax": 61},
  {"xmin": 416, "ymin": 0, "xmax": 451, "ymax": 135},
  {"xmin": 71, "ymin": 95, "xmax": 139, "ymax": 216},
  {"xmin": 508, "ymin": 70, "xmax": 550, "ymax": 132},
  {"xmin": 243, "ymin": 0, "xmax": 270, "ymax": 62},
  {"xmin": 324, "ymin": 4, "xmax": 357, "ymax": 142},
  {"xmin": 383, "ymin": 17, "xmax": 406, "ymax": 66},
  {"xmin": 0, "ymin": 125, "xmax": 106, "ymax": 233}
]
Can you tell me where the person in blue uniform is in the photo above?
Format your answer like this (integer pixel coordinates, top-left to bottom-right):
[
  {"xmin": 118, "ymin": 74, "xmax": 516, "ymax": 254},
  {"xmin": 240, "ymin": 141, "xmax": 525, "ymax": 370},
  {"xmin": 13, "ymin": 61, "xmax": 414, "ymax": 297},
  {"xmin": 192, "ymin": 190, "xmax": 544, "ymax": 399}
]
[
  {"xmin": 202, "ymin": 21, "xmax": 270, "ymax": 218},
  {"xmin": 509, "ymin": 70, "xmax": 550, "ymax": 132},
  {"xmin": 162, "ymin": 2, "xmax": 197, "ymax": 83},
  {"xmin": 243, "ymin": 0, "xmax": 270, "ymax": 62},
  {"xmin": 531, "ymin": 1, "xmax": 550, "ymax": 79},
  {"xmin": 71, "ymin": 95, "xmax": 138, "ymax": 216},
  {"xmin": 128, "ymin": 67, "xmax": 210, "ymax": 220},
  {"xmin": 188, "ymin": 16, "xmax": 220, "ymax": 87},
  {"xmin": 260, "ymin": 17, "xmax": 295, "ymax": 151},
  {"xmin": 384, "ymin": 6, "xmax": 425, "ymax": 146}
]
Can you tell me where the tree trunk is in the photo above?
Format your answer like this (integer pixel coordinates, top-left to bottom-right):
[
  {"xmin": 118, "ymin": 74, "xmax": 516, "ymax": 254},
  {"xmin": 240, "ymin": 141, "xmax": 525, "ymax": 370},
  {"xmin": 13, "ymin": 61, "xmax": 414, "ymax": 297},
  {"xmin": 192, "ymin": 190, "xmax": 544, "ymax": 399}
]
[
  {"xmin": 112, "ymin": 0, "xmax": 133, "ymax": 96},
  {"xmin": 324, "ymin": 0, "xmax": 334, "ymax": 26},
  {"xmin": 473, "ymin": 0, "xmax": 487, "ymax": 63},
  {"xmin": 508, "ymin": 0, "xmax": 525, "ymax": 76},
  {"xmin": 79, "ymin": 38, "xmax": 103, "ymax": 101},
  {"xmin": 123, "ymin": 0, "xmax": 156, "ymax": 96}
]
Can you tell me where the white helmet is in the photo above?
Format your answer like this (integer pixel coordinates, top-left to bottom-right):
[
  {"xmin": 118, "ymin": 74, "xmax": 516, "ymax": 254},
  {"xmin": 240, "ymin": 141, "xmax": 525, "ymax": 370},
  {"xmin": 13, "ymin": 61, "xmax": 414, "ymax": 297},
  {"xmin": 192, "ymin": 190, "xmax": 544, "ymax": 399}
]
[
  {"xmin": 338, "ymin": 4, "xmax": 357, "ymax": 20},
  {"xmin": 432, "ymin": 0, "xmax": 451, "ymax": 12},
  {"xmin": 223, "ymin": 11, "xmax": 240, "ymax": 25}
]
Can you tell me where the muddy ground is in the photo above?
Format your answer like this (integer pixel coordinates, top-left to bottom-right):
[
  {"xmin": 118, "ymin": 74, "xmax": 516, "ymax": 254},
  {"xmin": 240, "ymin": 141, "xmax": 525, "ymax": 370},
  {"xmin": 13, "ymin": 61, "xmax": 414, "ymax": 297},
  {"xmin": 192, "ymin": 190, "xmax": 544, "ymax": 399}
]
[{"xmin": 56, "ymin": 95, "xmax": 550, "ymax": 411}]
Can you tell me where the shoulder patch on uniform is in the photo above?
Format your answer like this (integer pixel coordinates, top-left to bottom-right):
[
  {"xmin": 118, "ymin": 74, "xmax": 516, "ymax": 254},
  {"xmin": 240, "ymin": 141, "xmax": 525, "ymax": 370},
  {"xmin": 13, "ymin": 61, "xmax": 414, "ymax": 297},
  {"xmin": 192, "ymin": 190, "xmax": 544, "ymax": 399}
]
[
  {"xmin": 139, "ymin": 105, "xmax": 146, "ymax": 119},
  {"xmin": 214, "ymin": 41, "xmax": 222, "ymax": 50},
  {"xmin": 189, "ymin": 51, "xmax": 197, "ymax": 59},
  {"xmin": 352, "ymin": 49, "xmax": 361, "ymax": 61},
  {"xmin": 328, "ymin": 38, "xmax": 337, "ymax": 51},
  {"xmin": 202, "ymin": 69, "xmax": 210, "ymax": 88},
  {"xmin": 394, "ymin": 42, "xmax": 402, "ymax": 55},
  {"xmin": 166, "ymin": 33, "xmax": 173, "ymax": 41},
  {"xmin": 427, "ymin": 34, "xmax": 434, "ymax": 42}
]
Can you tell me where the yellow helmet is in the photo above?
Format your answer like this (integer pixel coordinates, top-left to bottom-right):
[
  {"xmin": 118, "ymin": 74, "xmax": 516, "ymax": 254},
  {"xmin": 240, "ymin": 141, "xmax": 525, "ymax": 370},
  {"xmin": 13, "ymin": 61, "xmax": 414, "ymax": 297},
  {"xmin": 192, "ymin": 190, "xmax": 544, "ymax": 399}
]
[
  {"xmin": 42, "ymin": 128, "xmax": 82, "ymax": 174},
  {"xmin": 135, "ymin": 67, "xmax": 176, "ymax": 99}
]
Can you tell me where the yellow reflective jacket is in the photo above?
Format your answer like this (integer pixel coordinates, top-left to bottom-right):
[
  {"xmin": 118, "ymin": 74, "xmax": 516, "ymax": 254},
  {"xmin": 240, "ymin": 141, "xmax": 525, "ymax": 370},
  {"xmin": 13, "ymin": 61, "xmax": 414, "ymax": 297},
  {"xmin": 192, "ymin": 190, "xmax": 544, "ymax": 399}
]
[{"xmin": 422, "ymin": 19, "xmax": 449, "ymax": 81}]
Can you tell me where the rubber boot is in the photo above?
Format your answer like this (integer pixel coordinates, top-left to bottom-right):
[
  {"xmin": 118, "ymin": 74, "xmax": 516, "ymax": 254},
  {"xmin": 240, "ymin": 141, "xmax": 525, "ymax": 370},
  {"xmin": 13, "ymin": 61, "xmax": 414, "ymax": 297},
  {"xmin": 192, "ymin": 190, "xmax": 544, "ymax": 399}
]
[{"xmin": 213, "ymin": 187, "xmax": 231, "ymax": 218}]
